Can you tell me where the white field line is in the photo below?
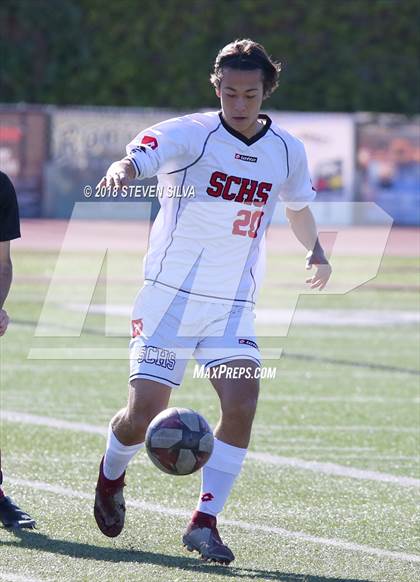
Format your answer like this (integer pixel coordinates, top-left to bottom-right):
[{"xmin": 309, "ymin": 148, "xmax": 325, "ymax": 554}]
[
  {"xmin": 2, "ymin": 411, "xmax": 107, "ymax": 436},
  {"xmin": 9, "ymin": 411, "xmax": 418, "ymax": 436},
  {"xmin": 8, "ymin": 477, "xmax": 420, "ymax": 564},
  {"xmin": 3, "ymin": 411, "xmax": 420, "ymax": 488},
  {"xmin": 255, "ymin": 395, "xmax": 420, "ymax": 404},
  {"xmin": 266, "ymin": 444, "xmax": 375, "ymax": 454},
  {"xmin": 247, "ymin": 452, "xmax": 420, "ymax": 487},
  {"xmin": 253, "ymin": 424, "xmax": 420, "ymax": 433},
  {"xmin": 323, "ymin": 455, "xmax": 420, "ymax": 461},
  {"xmin": 0, "ymin": 574, "xmax": 47, "ymax": 582},
  {"xmin": 258, "ymin": 448, "xmax": 417, "ymax": 459}
]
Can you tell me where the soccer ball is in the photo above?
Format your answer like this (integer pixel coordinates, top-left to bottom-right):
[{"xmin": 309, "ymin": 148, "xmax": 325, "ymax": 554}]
[{"xmin": 145, "ymin": 407, "xmax": 214, "ymax": 475}]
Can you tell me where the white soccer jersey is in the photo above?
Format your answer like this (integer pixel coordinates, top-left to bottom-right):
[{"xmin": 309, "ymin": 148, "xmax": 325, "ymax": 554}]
[{"xmin": 126, "ymin": 111, "xmax": 315, "ymax": 306}]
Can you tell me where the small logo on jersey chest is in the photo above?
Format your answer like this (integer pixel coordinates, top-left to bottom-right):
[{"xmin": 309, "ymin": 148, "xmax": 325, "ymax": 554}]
[{"xmin": 235, "ymin": 153, "xmax": 258, "ymax": 163}]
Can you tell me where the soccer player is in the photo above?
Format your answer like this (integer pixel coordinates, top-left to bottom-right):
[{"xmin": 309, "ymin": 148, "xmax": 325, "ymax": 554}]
[
  {"xmin": 0, "ymin": 171, "xmax": 36, "ymax": 529},
  {"xmin": 94, "ymin": 39, "xmax": 331, "ymax": 563}
]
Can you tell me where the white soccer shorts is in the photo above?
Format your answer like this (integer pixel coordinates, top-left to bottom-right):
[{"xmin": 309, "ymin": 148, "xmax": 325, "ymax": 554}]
[{"xmin": 129, "ymin": 285, "xmax": 261, "ymax": 388}]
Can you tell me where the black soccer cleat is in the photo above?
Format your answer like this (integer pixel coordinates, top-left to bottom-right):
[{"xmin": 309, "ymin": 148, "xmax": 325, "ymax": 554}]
[
  {"xmin": 182, "ymin": 510, "xmax": 235, "ymax": 565},
  {"xmin": 0, "ymin": 496, "xmax": 36, "ymax": 529},
  {"xmin": 94, "ymin": 458, "xmax": 126, "ymax": 538}
]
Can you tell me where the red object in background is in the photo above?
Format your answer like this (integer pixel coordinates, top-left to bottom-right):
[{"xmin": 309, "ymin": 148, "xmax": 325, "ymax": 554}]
[{"xmin": 0, "ymin": 127, "xmax": 22, "ymax": 142}]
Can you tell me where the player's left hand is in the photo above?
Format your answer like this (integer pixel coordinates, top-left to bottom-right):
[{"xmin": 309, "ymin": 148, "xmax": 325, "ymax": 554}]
[
  {"xmin": 97, "ymin": 159, "xmax": 136, "ymax": 191},
  {"xmin": 0, "ymin": 308, "xmax": 10, "ymax": 336},
  {"xmin": 305, "ymin": 261, "xmax": 332, "ymax": 290}
]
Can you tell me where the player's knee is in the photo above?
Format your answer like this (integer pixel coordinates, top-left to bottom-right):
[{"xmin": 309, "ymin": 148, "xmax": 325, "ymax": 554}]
[
  {"xmin": 222, "ymin": 396, "xmax": 258, "ymax": 423},
  {"xmin": 125, "ymin": 397, "xmax": 166, "ymax": 435},
  {"xmin": 119, "ymin": 410, "xmax": 148, "ymax": 441},
  {"xmin": 125, "ymin": 404, "xmax": 158, "ymax": 432}
]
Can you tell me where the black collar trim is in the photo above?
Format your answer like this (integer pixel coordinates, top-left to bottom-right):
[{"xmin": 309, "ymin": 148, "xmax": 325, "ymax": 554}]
[{"xmin": 218, "ymin": 112, "xmax": 272, "ymax": 146}]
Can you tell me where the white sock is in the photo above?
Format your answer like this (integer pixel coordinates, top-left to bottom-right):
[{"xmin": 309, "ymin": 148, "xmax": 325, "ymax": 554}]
[
  {"xmin": 103, "ymin": 424, "xmax": 144, "ymax": 480},
  {"xmin": 196, "ymin": 437, "xmax": 247, "ymax": 517}
]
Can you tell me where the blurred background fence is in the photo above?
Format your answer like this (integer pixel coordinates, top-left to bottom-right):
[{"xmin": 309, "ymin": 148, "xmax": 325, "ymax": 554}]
[{"xmin": 0, "ymin": 104, "xmax": 418, "ymax": 224}]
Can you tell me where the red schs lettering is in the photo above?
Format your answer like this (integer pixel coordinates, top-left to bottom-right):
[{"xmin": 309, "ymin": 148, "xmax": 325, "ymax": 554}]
[
  {"xmin": 254, "ymin": 182, "xmax": 272, "ymax": 207},
  {"xmin": 207, "ymin": 172, "xmax": 272, "ymax": 207},
  {"xmin": 222, "ymin": 175, "xmax": 241, "ymax": 200},
  {"xmin": 206, "ymin": 171, "xmax": 227, "ymax": 197},
  {"xmin": 235, "ymin": 179, "xmax": 258, "ymax": 205}
]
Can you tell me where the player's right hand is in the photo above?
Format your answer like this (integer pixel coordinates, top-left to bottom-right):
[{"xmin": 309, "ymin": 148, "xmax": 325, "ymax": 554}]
[
  {"xmin": 0, "ymin": 309, "xmax": 10, "ymax": 336},
  {"xmin": 96, "ymin": 159, "xmax": 136, "ymax": 191}
]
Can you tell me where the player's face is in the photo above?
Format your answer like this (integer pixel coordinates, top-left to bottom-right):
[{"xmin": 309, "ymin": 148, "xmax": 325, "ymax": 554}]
[{"xmin": 217, "ymin": 68, "xmax": 264, "ymax": 139}]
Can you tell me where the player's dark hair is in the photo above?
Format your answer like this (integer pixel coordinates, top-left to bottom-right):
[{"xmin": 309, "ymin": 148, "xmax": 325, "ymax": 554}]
[{"xmin": 210, "ymin": 39, "xmax": 281, "ymax": 99}]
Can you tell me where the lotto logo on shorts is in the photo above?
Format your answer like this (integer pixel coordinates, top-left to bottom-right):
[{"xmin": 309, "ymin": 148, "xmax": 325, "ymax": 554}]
[
  {"xmin": 137, "ymin": 345, "xmax": 176, "ymax": 370},
  {"xmin": 141, "ymin": 135, "xmax": 158, "ymax": 150},
  {"xmin": 201, "ymin": 492, "xmax": 214, "ymax": 502},
  {"xmin": 131, "ymin": 319, "xmax": 144, "ymax": 338},
  {"xmin": 239, "ymin": 338, "xmax": 258, "ymax": 349}
]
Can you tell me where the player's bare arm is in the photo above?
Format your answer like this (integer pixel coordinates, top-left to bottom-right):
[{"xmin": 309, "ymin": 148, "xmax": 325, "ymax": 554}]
[
  {"xmin": 286, "ymin": 205, "xmax": 332, "ymax": 290},
  {"xmin": 0, "ymin": 241, "xmax": 13, "ymax": 336},
  {"xmin": 96, "ymin": 158, "xmax": 136, "ymax": 191}
]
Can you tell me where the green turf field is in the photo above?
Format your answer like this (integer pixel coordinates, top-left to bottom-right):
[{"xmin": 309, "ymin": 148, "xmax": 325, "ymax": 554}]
[{"xmin": 1, "ymin": 246, "xmax": 419, "ymax": 582}]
